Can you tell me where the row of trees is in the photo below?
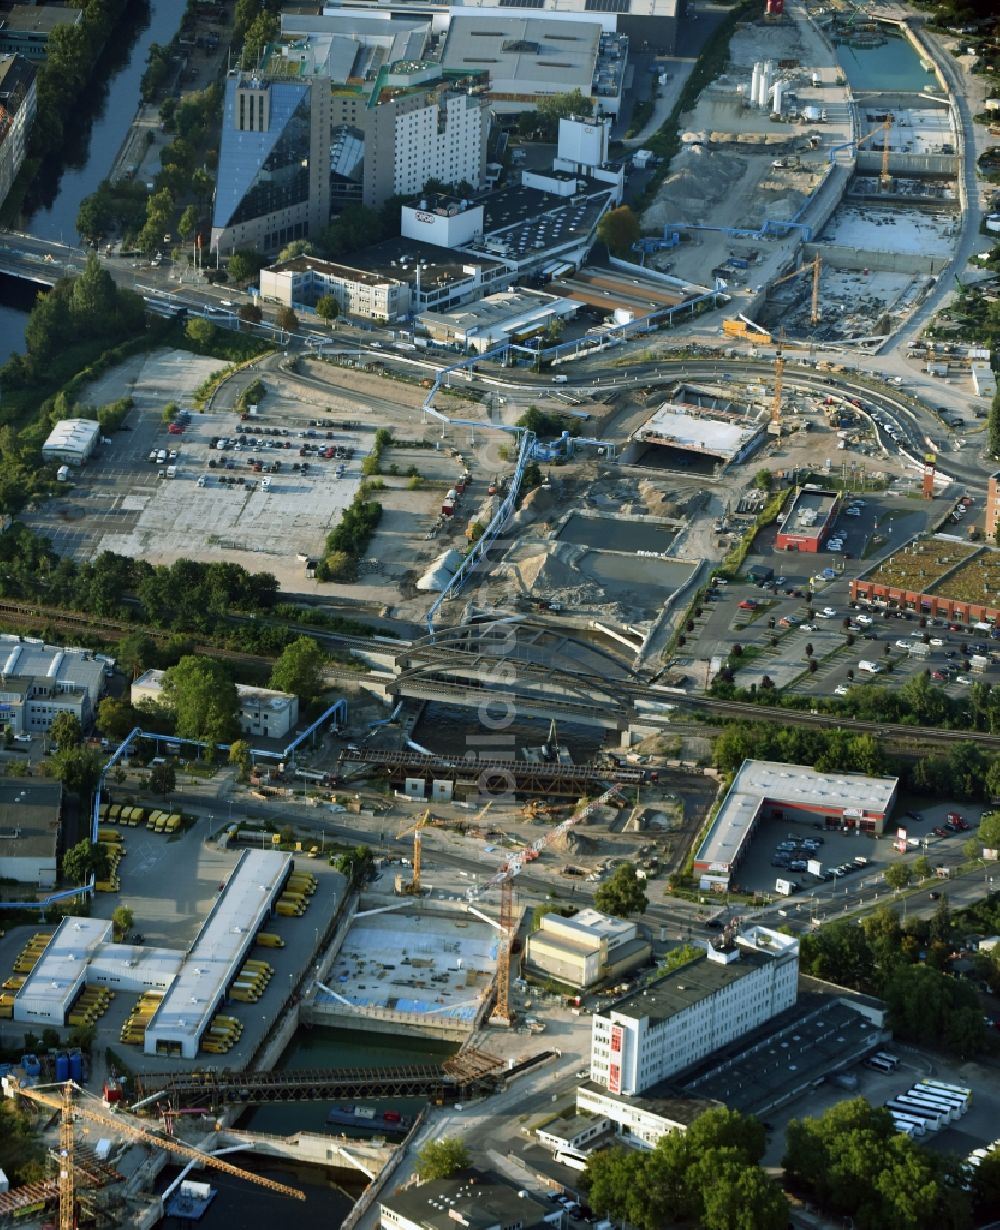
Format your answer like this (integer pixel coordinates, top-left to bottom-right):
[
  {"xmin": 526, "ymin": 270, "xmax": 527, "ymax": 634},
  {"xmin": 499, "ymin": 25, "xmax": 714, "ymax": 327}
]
[
  {"xmin": 585, "ymin": 1107, "xmax": 787, "ymax": 1230},
  {"xmin": 799, "ymin": 902, "xmax": 990, "ymax": 1057},
  {"xmin": 318, "ymin": 491, "xmax": 383, "ymax": 581}
]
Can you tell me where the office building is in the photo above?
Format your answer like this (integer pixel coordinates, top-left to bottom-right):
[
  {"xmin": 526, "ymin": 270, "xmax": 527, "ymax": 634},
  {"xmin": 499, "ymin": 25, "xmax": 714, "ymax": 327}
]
[
  {"xmin": 131, "ymin": 670, "xmax": 299, "ymax": 740},
  {"xmin": 0, "ymin": 6, "xmax": 81, "ymax": 60},
  {"xmin": 212, "ymin": 70, "xmax": 332, "ymax": 257},
  {"xmin": 0, "ymin": 779, "xmax": 63, "ymax": 889},
  {"xmin": 0, "ymin": 54, "xmax": 35, "ymax": 210},
  {"xmin": 0, "ymin": 636, "xmax": 106, "ymax": 735},
  {"xmin": 524, "ymin": 907, "xmax": 650, "ymax": 989},
  {"xmin": 589, "ymin": 927, "xmax": 800, "ymax": 1095}
]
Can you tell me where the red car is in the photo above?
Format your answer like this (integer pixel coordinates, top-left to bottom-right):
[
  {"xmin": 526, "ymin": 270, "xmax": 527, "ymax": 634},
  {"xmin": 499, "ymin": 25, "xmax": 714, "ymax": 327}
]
[
  {"xmin": 960, "ymin": 496, "xmax": 974, "ymax": 507},
  {"xmin": 949, "ymin": 623, "xmax": 963, "ymax": 632},
  {"xmin": 947, "ymin": 812, "xmax": 963, "ymax": 824},
  {"xmin": 168, "ymin": 423, "xmax": 184, "ymax": 434},
  {"xmin": 932, "ymin": 826, "xmax": 949, "ymax": 838},
  {"xmin": 738, "ymin": 599, "xmax": 757, "ymax": 610}
]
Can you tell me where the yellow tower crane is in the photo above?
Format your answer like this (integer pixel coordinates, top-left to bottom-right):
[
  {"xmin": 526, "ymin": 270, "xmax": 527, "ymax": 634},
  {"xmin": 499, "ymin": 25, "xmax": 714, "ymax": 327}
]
[
  {"xmin": 856, "ymin": 114, "xmax": 893, "ymax": 191},
  {"xmin": 772, "ymin": 254, "xmax": 822, "ymax": 325},
  {"xmin": 7, "ymin": 1079, "xmax": 304, "ymax": 1230},
  {"xmin": 396, "ymin": 808, "xmax": 433, "ymax": 894}
]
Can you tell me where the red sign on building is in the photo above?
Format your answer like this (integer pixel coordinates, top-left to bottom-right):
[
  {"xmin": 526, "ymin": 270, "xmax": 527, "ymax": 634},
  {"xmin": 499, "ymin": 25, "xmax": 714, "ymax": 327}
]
[{"xmin": 608, "ymin": 1025, "xmax": 623, "ymax": 1094}]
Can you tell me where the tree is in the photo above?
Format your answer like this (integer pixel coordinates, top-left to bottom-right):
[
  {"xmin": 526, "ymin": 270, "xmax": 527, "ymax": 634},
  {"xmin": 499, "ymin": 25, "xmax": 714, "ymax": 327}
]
[
  {"xmin": 269, "ymin": 636, "xmax": 327, "ymax": 705},
  {"xmin": 276, "ymin": 305, "xmax": 299, "ymax": 332},
  {"xmin": 884, "ymin": 863, "xmax": 911, "ymax": 891},
  {"xmin": 596, "ymin": 205, "xmax": 640, "ymax": 258},
  {"xmin": 535, "ymin": 88, "xmax": 593, "ymax": 137},
  {"xmin": 316, "ymin": 294, "xmax": 340, "ymax": 324},
  {"xmin": 335, "ymin": 845, "xmax": 374, "ymax": 887},
  {"xmin": 979, "ymin": 810, "xmax": 1000, "ymax": 850},
  {"xmin": 149, "ymin": 761, "xmax": 176, "ymax": 796},
  {"xmin": 97, "ymin": 697, "xmax": 135, "ymax": 741},
  {"xmin": 912, "ymin": 854, "xmax": 932, "ymax": 880},
  {"xmin": 989, "ymin": 387, "xmax": 1000, "ymax": 458},
  {"xmin": 162, "ymin": 655, "xmax": 240, "ymax": 747},
  {"xmin": 277, "ymin": 239, "xmax": 314, "ymax": 263},
  {"xmin": 51, "ymin": 746, "xmax": 103, "ymax": 799},
  {"xmin": 417, "ymin": 1137, "xmax": 470, "ymax": 1181},
  {"xmin": 178, "ymin": 205, "xmax": 199, "ymax": 240},
  {"xmin": 50, "ymin": 712, "xmax": 82, "ymax": 750},
  {"xmin": 238, "ymin": 303, "xmax": 263, "ymax": 324},
  {"xmin": 883, "ymin": 963, "xmax": 986, "ymax": 1056},
  {"xmin": 117, "ymin": 632, "xmax": 157, "ymax": 679},
  {"xmin": 111, "ymin": 905, "xmax": 134, "ymax": 939},
  {"xmin": 594, "ymin": 864, "xmax": 648, "ymax": 917},
  {"xmin": 62, "ymin": 839, "xmax": 109, "ymax": 885},
  {"xmin": 228, "ymin": 250, "xmax": 266, "ymax": 283},
  {"xmin": 185, "ymin": 317, "xmax": 216, "ymax": 347},
  {"xmin": 963, "ymin": 834, "xmax": 982, "ymax": 860},
  {"xmin": 753, "ymin": 468, "xmax": 773, "ymax": 491},
  {"xmin": 229, "ymin": 738, "xmax": 252, "ymax": 777}
]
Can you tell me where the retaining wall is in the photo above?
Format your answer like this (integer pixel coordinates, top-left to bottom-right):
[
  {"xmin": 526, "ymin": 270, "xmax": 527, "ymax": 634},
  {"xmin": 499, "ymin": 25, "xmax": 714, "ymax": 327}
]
[
  {"xmin": 857, "ymin": 150, "xmax": 959, "ymax": 177},
  {"xmin": 804, "ymin": 241, "xmax": 950, "ymax": 275}
]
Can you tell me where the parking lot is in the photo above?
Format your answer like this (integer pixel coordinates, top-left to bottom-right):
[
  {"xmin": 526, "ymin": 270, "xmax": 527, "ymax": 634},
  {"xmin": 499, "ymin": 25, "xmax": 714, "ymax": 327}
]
[{"xmin": 25, "ymin": 349, "xmax": 367, "ymax": 584}]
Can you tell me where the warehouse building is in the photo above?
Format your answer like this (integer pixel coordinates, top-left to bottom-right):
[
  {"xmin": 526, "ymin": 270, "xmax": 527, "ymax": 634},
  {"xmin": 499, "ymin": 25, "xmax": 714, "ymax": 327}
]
[
  {"xmin": 0, "ymin": 635, "xmax": 106, "ymax": 735},
  {"xmin": 380, "ymin": 1171, "xmax": 555, "ymax": 1230},
  {"xmin": 131, "ymin": 670, "xmax": 299, "ymax": 740},
  {"xmin": 14, "ymin": 917, "xmax": 111, "ymax": 1025},
  {"xmin": 589, "ymin": 927, "xmax": 799, "ymax": 1096},
  {"xmin": 41, "ymin": 419, "xmax": 100, "ymax": 466},
  {"xmin": 144, "ymin": 849, "xmax": 292, "ymax": 1058},
  {"xmin": 0, "ymin": 54, "xmax": 36, "ymax": 213},
  {"xmin": 775, "ymin": 486, "xmax": 840, "ymax": 553},
  {"xmin": 0, "ymin": 779, "xmax": 62, "ymax": 889},
  {"xmin": 571, "ymin": 1083, "xmax": 719, "ymax": 1151},
  {"xmin": 524, "ymin": 907, "xmax": 650, "ymax": 990},
  {"xmin": 971, "ymin": 362, "xmax": 997, "ymax": 400},
  {"xmin": 0, "ymin": 6, "xmax": 81, "ymax": 60},
  {"xmin": 692, "ymin": 760, "xmax": 898, "ymax": 890},
  {"xmin": 418, "ymin": 287, "xmax": 580, "ymax": 353}
]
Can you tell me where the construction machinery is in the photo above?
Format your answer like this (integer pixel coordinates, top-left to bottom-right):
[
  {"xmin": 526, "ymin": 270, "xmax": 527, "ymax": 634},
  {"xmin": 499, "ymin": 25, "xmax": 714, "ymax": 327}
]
[
  {"xmin": 4, "ymin": 1078, "xmax": 304, "ymax": 1230},
  {"xmin": 722, "ymin": 315, "xmax": 772, "ymax": 343},
  {"xmin": 468, "ymin": 785, "xmax": 622, "ymax": 1024},
  {"xmin": 772, "ymin": 254, "xmax": 822, "ymax": 325},
  {"xmin": 395, "ymin": 808, "xmax": 432, "ymax": 894},
  {"xmin": 857, "ymin": 114, "xmax": 893, "ymax": 190}
]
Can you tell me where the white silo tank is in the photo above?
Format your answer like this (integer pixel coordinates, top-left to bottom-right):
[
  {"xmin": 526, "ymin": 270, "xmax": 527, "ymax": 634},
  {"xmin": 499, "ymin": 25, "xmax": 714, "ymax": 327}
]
[
  {"xmin": 772, "ymin": 80, "xmax": 785, "ymax": 112},
  {"xmin": 761, "ymin": 61, "xmax": 775, "ymax": 108},
  {"xmin": 751, "ymin": 62, "xmax": 762, "ymax": 107}
]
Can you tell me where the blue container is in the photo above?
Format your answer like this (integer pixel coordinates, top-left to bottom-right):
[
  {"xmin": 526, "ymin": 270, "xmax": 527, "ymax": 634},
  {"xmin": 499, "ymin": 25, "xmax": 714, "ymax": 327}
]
[
  {"xmin": 69, "ymin": 1050, "xmax": 83, "ymax": 1082},
  {"xmin": 55, "ymin": 1053, "xmax": 70, "ymax": 1082},
  {"xmin": 20, "ymin": 1054, "xmax": 40, "ymax": 1077}
]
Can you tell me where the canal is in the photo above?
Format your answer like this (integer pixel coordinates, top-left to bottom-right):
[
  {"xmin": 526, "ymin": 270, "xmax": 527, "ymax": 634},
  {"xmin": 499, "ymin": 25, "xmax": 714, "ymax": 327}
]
[
  {"xmin": 0, "ymin": 0, "xmax": 185, "ymax": 365},
  {"xmin": 835, "ymin": 29, "xmax": 936, "ymax": 94}
]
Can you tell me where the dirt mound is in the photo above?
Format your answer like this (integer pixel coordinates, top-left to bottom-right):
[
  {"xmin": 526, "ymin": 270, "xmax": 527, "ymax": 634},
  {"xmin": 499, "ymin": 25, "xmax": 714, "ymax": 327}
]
[
  {"xmin": 551, "ymin": 829, "xmax": 598, "ymax": 856},
  {"xmin": 643, "ymin": 145, "xmax": 748, "ymax": 227}
]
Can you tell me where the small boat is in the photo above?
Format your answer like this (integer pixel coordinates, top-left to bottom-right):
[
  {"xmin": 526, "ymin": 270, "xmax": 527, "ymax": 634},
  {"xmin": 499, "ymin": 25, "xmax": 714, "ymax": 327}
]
[{"xmin": 326, "ymin": 1105, "xmax": 410, "ymax": 1133}]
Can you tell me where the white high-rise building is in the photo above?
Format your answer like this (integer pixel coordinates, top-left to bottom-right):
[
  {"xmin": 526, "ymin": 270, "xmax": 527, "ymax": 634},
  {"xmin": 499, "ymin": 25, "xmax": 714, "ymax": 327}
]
[{"xmin": 590, "ymin": 927, "xmax": 800, "ymax": 1095}]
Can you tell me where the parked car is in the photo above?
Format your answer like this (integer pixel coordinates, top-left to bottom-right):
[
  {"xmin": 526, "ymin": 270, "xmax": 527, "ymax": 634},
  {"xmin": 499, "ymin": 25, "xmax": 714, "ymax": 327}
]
[
  {"xmin": 738, "ymin": 599, "xmax": 757, "ymax": 610},
  {"xmin": 834, "ymin": 683, "xmax": 849, "ymax": 696},
  {"xmin": 932, "ymin": 826, "xmax": 949, "ymax": 838}
]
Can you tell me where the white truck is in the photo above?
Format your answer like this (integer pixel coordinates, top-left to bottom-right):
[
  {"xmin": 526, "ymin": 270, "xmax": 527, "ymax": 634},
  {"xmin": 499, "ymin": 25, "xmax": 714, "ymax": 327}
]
[{"xmin": 775, "ymin": 878, "xmax": 794, "ymax": 896}]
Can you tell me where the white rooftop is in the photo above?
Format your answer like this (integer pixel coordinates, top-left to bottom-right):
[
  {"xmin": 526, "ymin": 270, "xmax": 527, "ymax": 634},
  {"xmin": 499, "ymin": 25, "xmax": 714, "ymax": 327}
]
[
  {"xmin": 87, "ymin": 944, "xmax": 184, "ymax": 987},
  {"xmin": 42, "ymin": 418, "xmax": 100, "ymax": 452},
  {"xmin": 542, "ymin": 908, "xmax": 635, "ymax": 943},
  {"xmin": 636, "ymin": 406, "xmax": 760, "ymax": 459},
  {"xmin": 133, "ymin": 669, "xmax": 295, "ymax": 712},
  {"xmin": 696, "ymin": 759, "xmax": 899, "ymax": 872},
  {"xmin": 144, "ymin": 849, "xmax": 291, "ymax": 1052},
  {"xmin": 0, "ymin": 635, "xmax": 104, "ymax": 698},
  {"xmin": 16, "ymin": 917, "xmax": 111, "ymax": 1016}
]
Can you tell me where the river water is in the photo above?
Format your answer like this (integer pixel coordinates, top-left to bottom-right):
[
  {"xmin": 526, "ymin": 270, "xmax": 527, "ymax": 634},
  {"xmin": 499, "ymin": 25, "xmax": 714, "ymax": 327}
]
[{"xmin": 0, "ymin": 0, "xmax": 184, "ymax": 365}]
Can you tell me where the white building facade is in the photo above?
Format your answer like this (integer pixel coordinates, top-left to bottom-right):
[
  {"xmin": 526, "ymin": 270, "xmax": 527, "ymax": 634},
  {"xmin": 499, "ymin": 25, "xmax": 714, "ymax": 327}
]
[{"xmin": 590, "ymin": 928, "xmax": 800, "ymax": 1095}]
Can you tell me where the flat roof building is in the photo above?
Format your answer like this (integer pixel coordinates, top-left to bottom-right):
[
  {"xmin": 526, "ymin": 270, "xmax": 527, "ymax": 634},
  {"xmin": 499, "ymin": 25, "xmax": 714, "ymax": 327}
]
[
  {"xmin": 131, "ymin": 670, "xmax": 299, "ymax": 740},
  {"xmin": 0, "ymin": 635, "xmax": 106, "ymax": 736},
  {"xmin": 14, "ymin": 917, "xmax": 111, "ymax": 1025},
  {"xmin": 379, "ymin": 1170, "xmax": 555, "ymax": 1230},
  {"xmin": 525, "ymin": 907, "xmax": 651, "ymax": 990},
  {"xmin": 628, "ymin": 405, "xmax": 765, "ymax": 472},
  {"xmin": 0, "ymin": 6, "xmax": 82, "ymax": 60},
  {"xmin": 42, "ymin": 418, "xmax": 100, "ymax": 466},
  {"xmin": 0, "ymin": 54, "xmax": 36, "ymax": 212},
  {"xmin": 850, "ymin": 533, "xmax": 1000, "ymax": 628},
  {"xmin": 0, "ymin": 779, "xmax": 62, "ymax": 890},
  {"xmin": 418, "ymin": 287, "xmax": 580, "ymax": 353},
  {"xmin": 775, "ymin": 486, "xmax": 840, "ymax": 553},
  {"xmin": 693, "ymin": 760, "xmax": 898, "ymax": 888},
  {"xmin": 972, "ymin": 362, "xmax": 997, "ymax": 400},
  {"xmin": 144, "ymin": 849, "xmax": 292, "ymax": 1058},
  {"xmin": 572, "ymin": 1082, "xmax": 720, "ymax": 1151},
  {"xmin": 590, "ymin": 927, "xmax": 799, "ymax": 1096}
]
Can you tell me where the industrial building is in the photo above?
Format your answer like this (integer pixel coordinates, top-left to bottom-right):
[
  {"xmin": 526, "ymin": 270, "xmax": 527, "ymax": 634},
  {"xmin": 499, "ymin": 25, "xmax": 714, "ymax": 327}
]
[
  {"xmin": 972, "ymin": 362, "xmax": 997, "ymax": 400},
  {"xmin": 524, "ymin": 907, "xmax": 650, "ymax": 990},
  {"xmin": 850, "ymin": 533, "xmax": 1000, "ymax": 627},
  {"xmin": 41, "ymin": 418, "xmax": 100, "ymax": 467},
  {"xmin": 0, "ymin": 779, "xmax": 62, "ymax": 889},
  {"xmin": 258, "ymin": 239, "xmax": 509, "ymax": 320},
  {"xmin": 571, "ymin": 1083, "xmax": 719, "ymax": 1150},
  {"xmin": 131, "ymin": 670, "xmax": 299, "ymax": 740},
  {"xmin": 440, "ymin": 16, "xmax": 628, "ymax": 115},
  {"xmin": 418, "ymin": 288, "xmax": 580, "ymax": 353},
  {"xmin": 589, "ymin": 927, "xmax": 800, "ymax": 1096},
  {"xmin": 379, "ymin": 1171, "xmax": 555, "ymax": 1230},
  {"xmin": 692, "ymin": 760, "xmax": 898, "ymax": 889},
  {"xmin": 0, "ymin": 54, "xmax": 36, "ymax": 212},
  {"xmin": 13, "ymin": 917, "xmax": 113, "ymax": 1025},
  {"xmin": 143, "ymin": 849, "xmax": 292, "ymax": 1058},
  {"xmin": 627, "ymin": 404, "xmax": 765, "ymax": 473},
  {"xmin": 775, "ymin": 486, "xmax": 840, "ymax": 553},
  {"xmin": 0, "ymin": 635, "xmax": 107, "ymax": 734},
  {"xmin": 0, "ymin": 6, "xmax": 81, "ymax": 60}
]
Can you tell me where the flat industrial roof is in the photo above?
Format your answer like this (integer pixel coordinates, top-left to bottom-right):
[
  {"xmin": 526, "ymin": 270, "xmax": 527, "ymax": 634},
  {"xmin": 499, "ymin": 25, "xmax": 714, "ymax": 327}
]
[
  {"xmin": 419, "ymin": 288, "xmax": 577, "ymax": 335},
  {"xmin": 144, "ymin": 849, "xmax": 291, "ymax": 1049},
  {"xmin": 16, "ymin": 917, "xmax": 111, "ymax": 1014},
  {"xmin": 3, "ymin": 6, "xmax": 81, "ymax": 35},
  {"xmin": 442, "ymin": 15, "xmax": 600, "ymax": 92},
  {"xmin": 42, "ymin": 418, "xmax": 100, "ymax": 451},
  {"xmin": 696, "ymin": 759, "xmax": 899, "ymax": 873},
  {"xmin": 350, "ymin": 237, "xmax": 506, "ymax": 291},
  {"xmin": 87, "ymin": 944, "xmax": 184, "ymax": 986},
  {"xmin": 475, "ymin": 181, "xmax": 613, "ymax": 261},
  {"xmin": 780, "ymin": 486, "xmax": 839, "ymax": 535},
  {"xmin": 577, "ymin": 1081, "xmax": 720, "ymax": 1127},
  {"xmin": 635, "ymin": 406, "xmax": 760, "ymax": 458},
  {"xmin": 0, "ymin": 779, "xmax": 62, "ymax": 860},
  {"xmin": 606, "ymin": 947, "xmax": 771, "ymax": 1025}
]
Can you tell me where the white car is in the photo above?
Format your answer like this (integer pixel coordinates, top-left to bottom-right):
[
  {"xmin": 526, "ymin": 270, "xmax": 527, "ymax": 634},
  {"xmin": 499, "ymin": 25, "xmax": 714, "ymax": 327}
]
[
  {"xmin": 800, "ymin": 623, "xmax": 818, "ymax": 632},
  {"xmin": 828, "ymin": 540, "xmax": 843, "ymax": 552},
  {"xmin": 956, "ymin": 675, "xmax": 972, "ymax": 685},
  {"xmin": 855, "ymin": 614, "xmax": 873, "ymax": 626},
  {"xmin": 834, "ymin": 684, "xmax": 850, "ymax": 696},
  {"xmin": 822, "ymin": 607, "xmax": 837, "ymax": 618},
  {"xmin": 895, "ymin": 639, "xmax": 911, "ymax": 650},
  {"xmin": 846, "ymin": 507, "xmax": 862, "ymax": 517},
  {"xmin": 929, "ymin": 637, "xmax": 944, "ymax": 647}
]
